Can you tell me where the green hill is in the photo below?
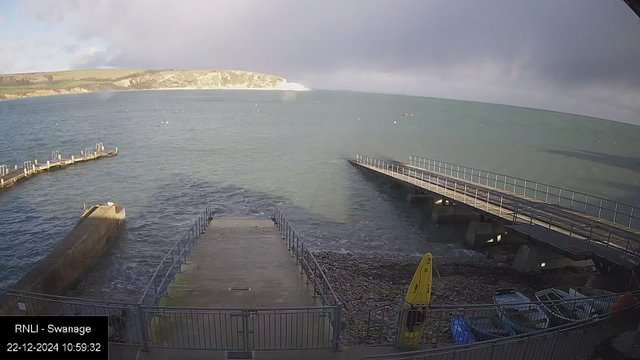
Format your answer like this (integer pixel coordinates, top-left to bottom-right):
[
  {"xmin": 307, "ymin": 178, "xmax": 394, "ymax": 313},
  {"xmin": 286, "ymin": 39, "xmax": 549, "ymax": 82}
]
[{"xmin": 0, "ymin": 69, "xmax": 302, "ymax": 99}]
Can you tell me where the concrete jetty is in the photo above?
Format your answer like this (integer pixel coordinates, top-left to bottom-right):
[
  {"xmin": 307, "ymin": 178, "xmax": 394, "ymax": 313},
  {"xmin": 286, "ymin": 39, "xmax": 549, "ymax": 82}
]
[
  {"xmin": 0, "ymin": 142, "xmax": 117, "ymax": 189},
  {"xmin": 146, "ymin": 218, "xmax": 332, "ymax": 353},
  {"xmin": 11, "ymin": 202, "xmax": 126, "ymax": 296},
  {"xmin": 161, "ymin": 219, "xmax": 317, "ymax": 308}
]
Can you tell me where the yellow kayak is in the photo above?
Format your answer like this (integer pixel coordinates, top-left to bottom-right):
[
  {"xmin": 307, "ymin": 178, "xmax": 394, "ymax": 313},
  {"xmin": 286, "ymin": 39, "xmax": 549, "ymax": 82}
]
[{"xmin": 403, "ymin": 253, "xmax": 433, "ymax": 346}]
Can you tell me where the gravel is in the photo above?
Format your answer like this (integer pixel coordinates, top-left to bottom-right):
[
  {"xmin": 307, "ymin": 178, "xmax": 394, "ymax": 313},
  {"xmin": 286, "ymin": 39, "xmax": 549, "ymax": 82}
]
[{"xmin": 314, "ymin": 251, "xmax": 591, "ymax": 345}]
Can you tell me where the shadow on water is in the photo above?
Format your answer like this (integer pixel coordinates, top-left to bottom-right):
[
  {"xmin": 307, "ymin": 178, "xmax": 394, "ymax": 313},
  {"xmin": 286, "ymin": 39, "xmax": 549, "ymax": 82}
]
[
  {"xmin": 578, "ymin": 178, "xmax": 640, "ymax": 207},
  {"xmin": 345, "ymin": 163, "xmax": 473, "ymax": 253},
  {"xmin": 68, "ymin": 178, "xmax": 346, "ymax": 300},
  {"xmin": 542, "ymin": 149, "xmax": 640, "ymax": 173},
  {"xmin": 71, "ymin": 164, "xmax": 475, "ymax": 300}
]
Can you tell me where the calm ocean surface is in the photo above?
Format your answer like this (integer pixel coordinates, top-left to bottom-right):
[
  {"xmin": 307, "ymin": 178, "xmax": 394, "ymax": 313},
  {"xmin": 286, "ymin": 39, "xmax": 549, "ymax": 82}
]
[{"xmin": 1, "ymin": 90, "xmax": 639, "ymax": 298}]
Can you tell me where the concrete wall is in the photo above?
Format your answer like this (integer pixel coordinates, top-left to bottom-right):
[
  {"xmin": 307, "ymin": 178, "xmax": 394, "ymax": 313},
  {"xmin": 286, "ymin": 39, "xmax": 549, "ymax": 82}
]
[
  {"xmin": 512, "ymin": 245, "xmax": 594, "ymax": 273},
  {"xmin": 12, "ymin": 203, "xmax": 125, "ymax": 295},
  {"xmin": 431, "ymin": 203, "xmax": 481, "ymax": 224}
]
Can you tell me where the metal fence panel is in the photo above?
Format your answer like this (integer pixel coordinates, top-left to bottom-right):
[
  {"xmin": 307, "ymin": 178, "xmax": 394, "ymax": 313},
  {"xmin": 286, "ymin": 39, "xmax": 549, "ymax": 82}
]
[{"xmin": 0, "ymin": 289, "xmax": 144, "ymax": 346}]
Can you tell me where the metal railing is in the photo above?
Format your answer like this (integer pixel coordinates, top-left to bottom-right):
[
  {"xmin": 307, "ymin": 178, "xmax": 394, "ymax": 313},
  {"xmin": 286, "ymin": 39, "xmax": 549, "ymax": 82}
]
[
  {"xmin": 366, "ymin": 291, "xmax": 630, "ymax": 348},
  {"xmin": 139, "ymin": 204, "xmax": 213, "ymax": 306},
  {"xmin": 144, "ymin": 305, "xmax": 336, "ymax": 350},
  {"xmin": 273, "ymin": 205, "xmax": 342, "ymax": 350},
  {"xmin": 0, "ymin": 165, "xmax": 8, "ymax": 177},
  {"xmin": 355, "ymin": 155, "xmax": 640, "ymax": 268},
  {"xmin": 409, "ymin": 155, "xmax": 640, "ymax": 230},
  {"xmin": 363, "ymin": 297, "xmax": 640, "ymax": 360},
  {"xmin": 0, "ymin": 288, "xmax": 147, "ymax": 346}
]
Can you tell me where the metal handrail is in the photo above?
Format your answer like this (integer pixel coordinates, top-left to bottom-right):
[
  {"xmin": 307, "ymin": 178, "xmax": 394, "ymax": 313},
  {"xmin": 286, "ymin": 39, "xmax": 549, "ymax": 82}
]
[
  {"xmin": 1, "ymin": 288, "xmax": 139, "ymax": 306},
  {"xmin": 272, "ymin": 206, "xmax": 342, "ymax": 350},
  {"xmin": 409, "ymin": 155, "xmax": 639, "ymax": 230},
  {"xmin": 273, "ymin": 206, "xmax": 341, "ymax": 307},
  {"xmin": 139, "ymin": 204, "xmax": 213, "ymax": 305},
  {"xmin": 355, "ymin": 154, "xmax": 640, "ymax": 266}
]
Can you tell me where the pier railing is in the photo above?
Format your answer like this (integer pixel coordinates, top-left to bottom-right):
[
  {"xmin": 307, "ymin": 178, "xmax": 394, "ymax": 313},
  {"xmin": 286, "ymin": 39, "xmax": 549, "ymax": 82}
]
[
  {"xmin": 409, "ymin": 155, "xmax": 640, "ymax": 230},
  {"xmin": 0, "ymin": 288, "xmax": 147, "ymax": 346},
  {"xmin": 355, "ymin": 155, "xmax": 640, "ymax": 268},
  {"xmin": 139, "ymin": 204, "xmax": 213, "ymax": 306},
  {"xmin": 273, "ymin": 205, "xmax": 342, "ymax": 350},
  {"xmin": 273, "ymin": 206, "xmax": 341, "ymax": 308},
  {"xmin": 1, "ymin": 142, "xmax": 118, "ymax": 189}
]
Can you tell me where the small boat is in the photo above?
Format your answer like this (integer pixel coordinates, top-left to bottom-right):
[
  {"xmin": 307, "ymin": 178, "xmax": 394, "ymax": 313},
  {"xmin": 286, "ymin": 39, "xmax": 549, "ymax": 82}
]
[
  {"xmin": 451, "ymin": 316, "xmax": 475, "ymax": 344},
  {"xmin": 494, "ymin": 289, "xmax": 550, "ymax": 334},
  {"xmin": 403, "ymin": 253, "xmax": 433, "ymax": 346},
  {"xmin": 535, "ymin": 288, "xmax": 597, "ymax": 326},
  {"xmin": 465, "ymin": 315, "xmax": 516, "ymax": 341},
  {"xmin": 569, "ymin": 287, "xmax": 621, "ymax": 314}
]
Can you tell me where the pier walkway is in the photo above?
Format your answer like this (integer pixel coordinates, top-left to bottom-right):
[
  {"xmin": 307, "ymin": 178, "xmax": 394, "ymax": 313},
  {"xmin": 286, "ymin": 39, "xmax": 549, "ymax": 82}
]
[
  {"xmin": 0, "ymin": 142, "xmax": 117, "ymax": 189},
  {"xmin": 352, "ymin": 155, "xmax": 640, "ymax": 271},
  {"xmin": 160, "ymin": 218, "xmax": 317, "ymax": 308},
  {"xmin": 140, "ymin": 211, "xmax": 340, "ymax": 353}
]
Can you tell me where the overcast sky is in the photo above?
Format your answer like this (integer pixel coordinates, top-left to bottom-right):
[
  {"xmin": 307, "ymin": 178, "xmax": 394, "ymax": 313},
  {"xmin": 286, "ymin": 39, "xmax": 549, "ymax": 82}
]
[{"xmin": 1, "ymin": 0, "xmax": 640, "ymax": 124}]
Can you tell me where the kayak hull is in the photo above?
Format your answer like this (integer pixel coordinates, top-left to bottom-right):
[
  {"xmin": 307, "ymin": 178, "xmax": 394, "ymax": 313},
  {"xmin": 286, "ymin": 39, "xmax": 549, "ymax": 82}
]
[
  {"xmin": 403, "ymin": 253, "xmax": 433, "ymax": 346},
  {"xmin": 466, "ymin": 315, "xmax": 516, "ymax": 341},
  {"xmin": 494, "ymin": 289, "xmax": 550, "ymax": 334},
  {"xmin": 535, "ymin": 288, "xmax": 597, "ymax": 326}
]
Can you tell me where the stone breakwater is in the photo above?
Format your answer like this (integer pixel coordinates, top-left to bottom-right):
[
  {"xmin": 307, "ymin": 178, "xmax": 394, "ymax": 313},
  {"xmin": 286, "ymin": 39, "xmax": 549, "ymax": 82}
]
[{"xmin": 314, "ymin": 251, "xmax": 589, "ymax": 345}]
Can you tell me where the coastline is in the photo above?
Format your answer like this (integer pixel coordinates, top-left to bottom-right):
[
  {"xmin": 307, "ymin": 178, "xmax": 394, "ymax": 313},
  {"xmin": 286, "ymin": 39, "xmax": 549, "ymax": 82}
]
[{"xmin": 0, "ymin": 86, "xmax": 311, "ymax": 102}]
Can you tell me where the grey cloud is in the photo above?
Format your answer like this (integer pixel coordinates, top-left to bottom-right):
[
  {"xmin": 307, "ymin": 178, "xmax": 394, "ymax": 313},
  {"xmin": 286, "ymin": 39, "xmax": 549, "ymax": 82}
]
[
  {"xmin": 35, "ymin": 35, "xmax": 55, "ymax": 48},
  {"xmin": 64, "ymin": 44, "xmax": 77, "ymax": 53},
  {"xmin": 71, "ymin": 50, "xmax": 112, "ymax": 69},
  {"xmin": 18, "ymin": 0, "xmax": 640, "ymax": 123}
]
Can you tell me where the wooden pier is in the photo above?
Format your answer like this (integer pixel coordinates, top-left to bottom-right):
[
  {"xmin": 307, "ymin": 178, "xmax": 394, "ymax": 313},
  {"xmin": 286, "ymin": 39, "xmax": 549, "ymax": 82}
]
[{"xmin": 0, "ymin": 143, "xmax": 118, "ymax": 189}]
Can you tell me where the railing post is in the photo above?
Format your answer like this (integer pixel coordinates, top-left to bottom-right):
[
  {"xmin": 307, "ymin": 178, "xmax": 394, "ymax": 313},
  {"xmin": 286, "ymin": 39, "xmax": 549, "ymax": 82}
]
[
  {"xmin": 614, "ymin": 203, "xmax": 619, "ymax": 223},
  {"xmin": 499, "ymin": 196, "xmax": 503, "ymax": 216},
  {"xmin": 630, "ymin": 208, "xmax": 635, "ymax": 228},
  {"xmin": 558, "ymin": 188, "xmax": 562, "ymax": 206},
  {"xmin": 486, "ymin": 191, "xmax": 490, "ymax": 211},
  {"xmin": 333, "ymin": 305, "xmax": 342, "ymax": 351},
  {"xmin": 464, "ymin": 184, "xmax": 467, "ymax": 203},
  {"xmin": 545, "ymin": 185, "xmax": 549, "ymax": 202},
  {"xmin": 136, "ymin": 304, "xmax": 150, "ymax": 351},
  {"xmin": 585, "ymin": 195, "xmax": 589, "ymax": 213},
  {"xmin": 528, "ymin": 208, "xmax": 534, "ymax": 235},
  {"xmin": 242, "ymin": 309, "xmax": 249, "ymax": 353},
  {"xmin": 534, "ymin": 183, "xmax": 538, "ymax": 200},
  {"xmin": 570, "ymin": 192, "xmax": 575, "ymax": 209},
  {"xmin": 598, "ymin": 199, "xmax": 603, "ymax": 218}
]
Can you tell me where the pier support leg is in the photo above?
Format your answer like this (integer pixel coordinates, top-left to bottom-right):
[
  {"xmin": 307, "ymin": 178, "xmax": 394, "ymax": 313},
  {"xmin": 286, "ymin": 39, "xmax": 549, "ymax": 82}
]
[
  {"xmin": 465, "ymin": 221, "xmax": 506, "ymax": 248},
  {"xmin": 406, "ymin": 193, "xmax": 437, "ymax": 204},
  {"xmin": 430, "ymin": 203, "xmax": 481, "ymax": 224}
]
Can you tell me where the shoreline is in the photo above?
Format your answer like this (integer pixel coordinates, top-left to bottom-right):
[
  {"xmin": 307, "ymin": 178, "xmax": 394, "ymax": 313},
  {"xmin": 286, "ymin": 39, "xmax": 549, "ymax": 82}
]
[
  {"xmin": 315, "ymin": 251, "xmax": 592, "ymax": 345},
  {"xmin": 0, "ymin": 86, "xmax": 311, "ymax": 102}
]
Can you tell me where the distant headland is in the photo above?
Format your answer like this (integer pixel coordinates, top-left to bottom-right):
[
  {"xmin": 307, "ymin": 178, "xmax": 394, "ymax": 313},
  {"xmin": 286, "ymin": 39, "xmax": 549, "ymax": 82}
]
[{"xmin": 0, "ymin": 69, "xmax": 309, "ymax": 100}]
